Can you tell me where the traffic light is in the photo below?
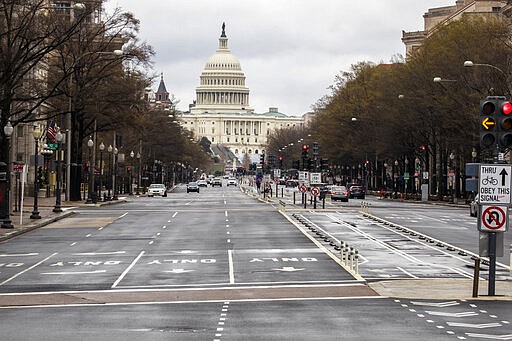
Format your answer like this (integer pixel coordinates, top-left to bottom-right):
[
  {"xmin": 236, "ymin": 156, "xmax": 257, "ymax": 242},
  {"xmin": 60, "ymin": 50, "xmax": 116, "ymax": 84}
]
[
  {"xmin": 279, "ymin": 156, "xmax": 283, "ymax": 169},
  {"xmin": 308, "ymin": 158, "xmax": 316, "ymax": 171},
  {"xmin": 498, "ymin": 99, "xmax": 512, "ymax": 148},
  {"xmin": 302, "ymin": 144, "xmax": 309, "ymax": 157},
  {"xmin": 292, "ymin": 160, "xmax": 300, "ymax": 169},
  {"xmin": 312, "ymin": 141, "xmax": 319, "ymax": 157},
  {"xmin": 259, "ymin": 153, "xmax": 265, "ymax": 165},
  {"xmin": 479, "ymin": 96, "xmax": 512, "ymax": 149},
  {"xmin": 320, "ymin": 158, "xmax": 329, "ymax": 171},
  {"xmin": 127, "ymin": 166, "xmax": 132, "ymax": 174}
]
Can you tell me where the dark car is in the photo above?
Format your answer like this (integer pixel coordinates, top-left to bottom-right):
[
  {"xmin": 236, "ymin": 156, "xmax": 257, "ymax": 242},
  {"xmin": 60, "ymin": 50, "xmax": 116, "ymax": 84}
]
[
  {"xmin": 186, "ymin": 182, "xmax": 200, "ymax": 193},
  {"xmin": 330, "ymin": 185, "xmax": 349, "ymax": 202},
  {"xmin": 349, "ymin": 185, "xmax": 365, "ymax": 199},
  {"xmin": 285, "ymin": 179, "xmax": 299, "ymax": 188}
]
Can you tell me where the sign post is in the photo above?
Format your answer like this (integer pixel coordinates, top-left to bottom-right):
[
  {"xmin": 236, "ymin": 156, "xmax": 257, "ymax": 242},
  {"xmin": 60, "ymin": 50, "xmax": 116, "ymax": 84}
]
[{"xmin": 477, "ymin": 164, "xmax": 511, "ymax": 296}]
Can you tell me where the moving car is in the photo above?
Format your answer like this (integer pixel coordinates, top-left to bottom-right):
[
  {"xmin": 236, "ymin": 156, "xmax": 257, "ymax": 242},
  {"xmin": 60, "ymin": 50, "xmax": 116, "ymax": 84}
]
[
  {"xmin": 330, "ymin": 185, "xmax": 349, "ymax": 202},
  {"xmin": 349, "ymin": 185, "xmax": 365, "ymax": 199},
  {"xmin": 227, "ymin": 177, "xmax": 237, "ymax": 186},
  {"xmin": 147, "ymin": 183, "xmax": 167, "ymax": 197},
  {"xmin": 186, "ymin": 182, "xmax": 200, "ymax": 193},
  {"xmin": 197, "ymin": 179, "xmax": 208, "ymax": 187},
  {"xmin": 285, "ymin": 179, "xmax": 299, "ymax": 188},
  {"xmin": 212, "ymin": 177, "xmax": 222, "ymax": 187}
]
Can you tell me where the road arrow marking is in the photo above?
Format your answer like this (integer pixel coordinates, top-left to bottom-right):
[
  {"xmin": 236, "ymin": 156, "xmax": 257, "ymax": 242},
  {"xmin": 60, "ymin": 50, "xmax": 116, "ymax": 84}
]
[
  {"xmin": 447, "ymin": 322, "xmax": 502, "ymax": 329},
  {"xmin": 273, "ymin": 267, "xmax": 304, "ymax": 272},
  {"xmin": 41, "ymin": 270, "xmax": 107, "ymax": 275},
  {"xmin": 163, "ymin": 269, "xmax": 195, "ymax": 274},
  {"xmin": 465, "ymin": 333, "xmax": 512, "ymax": 340},
  {"xmin": 426, "ymin": 311, "xmax": 479, "ymax": 318},
  {"xmin": 411, "ymin": 301, "xmax": 460, "ymax": 308}
]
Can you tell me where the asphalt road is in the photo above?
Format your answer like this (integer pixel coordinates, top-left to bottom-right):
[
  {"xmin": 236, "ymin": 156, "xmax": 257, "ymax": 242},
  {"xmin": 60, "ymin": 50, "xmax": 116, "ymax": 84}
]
[{"xmin": 0, "ymin": 182, "xmax": 510, "ymax": 340}]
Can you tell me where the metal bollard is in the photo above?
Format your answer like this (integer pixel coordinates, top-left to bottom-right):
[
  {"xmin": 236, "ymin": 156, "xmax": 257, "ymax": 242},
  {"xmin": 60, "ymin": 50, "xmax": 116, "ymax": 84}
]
[
  {"xmin": 340, "ymin": 241, "xmax": 345, "ymax": 263},
  {"xmin": 349, "ymin": 247, "xmax": 355, "ymax": 270},
  {"xmin": 354, "ymin": 250, "xmax": 359, "ymax": 275},
  {"xmin": 472, "ymin": 256, "xmax": 481, "ymax": 298}
]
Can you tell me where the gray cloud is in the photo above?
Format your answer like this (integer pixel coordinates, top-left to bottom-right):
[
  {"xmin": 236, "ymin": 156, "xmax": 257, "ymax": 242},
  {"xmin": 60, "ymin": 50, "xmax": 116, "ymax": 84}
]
[{"xmin": 105, "ymin": 0, "xmax": 452, "ymax": 115}]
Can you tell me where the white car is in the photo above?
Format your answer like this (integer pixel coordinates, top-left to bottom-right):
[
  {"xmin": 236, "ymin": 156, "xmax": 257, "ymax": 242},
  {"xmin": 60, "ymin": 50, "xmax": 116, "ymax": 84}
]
[
  {"xmin": 227, "ymin": 178, "xmax": 237, "ymax": 186},
  {"xmin": 197, "ymin": 179, "xmax": 208, "ymax": 187},
  {"xmin": 148, "ymin": 183, "xmax": 167, "ymax": 197}
]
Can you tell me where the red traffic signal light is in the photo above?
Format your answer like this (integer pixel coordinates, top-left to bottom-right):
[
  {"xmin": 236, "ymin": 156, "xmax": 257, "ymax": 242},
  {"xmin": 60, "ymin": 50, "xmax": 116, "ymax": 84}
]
[
  {"xmin": 279, "ymin": 156, "xmax": 283, "ymax": 161},
  {"xmin": 499, "ymin": 100, "xmax": 512, "ymax": 148},
  {"xmin": 302, "ymin": 144, "xmax": 308, "ymax": 151}
]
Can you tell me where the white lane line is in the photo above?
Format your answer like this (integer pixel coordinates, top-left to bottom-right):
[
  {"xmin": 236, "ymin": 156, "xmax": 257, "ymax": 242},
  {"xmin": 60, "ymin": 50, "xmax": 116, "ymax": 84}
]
[
  {"xmin": 119, "ymin": 212, "xmax": 129, "ymax": 219},
  {"xmin": 73, "ymin": 251, "xmax": 126, "ymax": 256},
  {"xmin": 172, "ymin": 212, "xmax": 178, "ymax": 218},
  {"xmin": 397, "ymin": 267, "xmax": 418, "ymax": 279},
  {"xmin": 70, "ymin": 242, "xmax": 77, "ymax": 246},
  {"xmin": 0, "ymin": 253, "xmax": 58, "ymax": 286},
  {"xmin": 111, "ymin": 251, "xmax": 145, "ymax": 288},
  {"xmin": 149, "ymin": 241, "xmax": 154, "ymax": 245},
  {"xmin": 228, "ymin": 250, "xmax": 235, "ymax": 284},
  {"xmin": 0, "ymin": 253, "xmax": 39, "ymax": 257},
  {"xmin": 85, "ymin": 234, "xmax": 92, "ymax": 238},
  {"xmin": 225, "ymin": 211, "xmax": 228, "ymax": 217},
  {"xmin": 41, "ymin": 270, "xmax": 107, "ymax": 275}
]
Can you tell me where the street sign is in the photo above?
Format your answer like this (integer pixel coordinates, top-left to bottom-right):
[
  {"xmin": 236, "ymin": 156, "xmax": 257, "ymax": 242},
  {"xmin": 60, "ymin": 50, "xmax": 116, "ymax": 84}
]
[
  {"xmin": 310, "ymin": 172, "xmax": 321, "ymax": 184},
  {"xmin": 298, "ymin": 171, "xmax": 308, "ymax": 181},
  {"xmin": 299, "ymin": 185, "xmax": 307, "ymax": 193},
  {"xmin": 478, "ymin": 164, "xmax": 512, "ymax": 204},
  {"xmin": 46, "ymin": 143, "xmax": 58, "ymax": 150},
  {"xmin": 273, "ymin": 169, "xmax": 281, "ymax": 178},
  {"xmin": 478, "ymin": 205, "xmax": 508, "ymax": 232},
  {"xmin": 310, "ymin": 187, "xmax": 320, "ymax": 197}
]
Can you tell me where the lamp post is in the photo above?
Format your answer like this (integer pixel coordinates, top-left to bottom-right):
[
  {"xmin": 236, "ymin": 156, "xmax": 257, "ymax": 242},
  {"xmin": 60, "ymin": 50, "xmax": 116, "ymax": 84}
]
[
  {"xmin": 129, "ymin": 150, "xmax": 134, "ymax": 195},
  {"xmin": 394, "ymin": 160, "xmax": 399, "ymax": 196},
  {"xmin": 85, "ymin": 136, "xmax": 94, "ymax": 203},
  {"xmin": 112, "ymin": 147, "xmax": 118, "ymax": 200},
  {"xmin": 449, "ymin": 152, "xmax": 455, "ymax": 204},
  {"xmin": 53, "ymin": 131, "xmax": 64, "ymax": 213},
  {"xmin": 107, "ymin": 145, "xmax": 112, "ymax": 200},
  {"xmin": 98, "ymin": 142, "xmax": 104, "ymax": 201},
  {"xmin": 30, "ymin": 125, "xmax": 43, "ymax": 219},
  {"xmin": 41, "ymin": 145, "xmax": 53, "ymax": 197},
  {"xmin": 136, "ymin": 152, "xmax": 141, "ymax": 195},
  {"xmin": 1, "ymin": 121, "xmax": 14, "ymax": 228}
]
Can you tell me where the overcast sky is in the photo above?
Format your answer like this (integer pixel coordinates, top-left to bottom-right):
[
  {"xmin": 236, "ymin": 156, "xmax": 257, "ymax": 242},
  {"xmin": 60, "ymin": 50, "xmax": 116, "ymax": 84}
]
[{"xmin": 104, "ymin": 0, "xmax": 452, "ymax": 116}]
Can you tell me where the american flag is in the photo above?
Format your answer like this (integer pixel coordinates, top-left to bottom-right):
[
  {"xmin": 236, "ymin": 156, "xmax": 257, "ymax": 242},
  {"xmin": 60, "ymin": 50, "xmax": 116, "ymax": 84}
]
[{"xmin": 47, "ymin": 120, "xmax": 59, "ymax": 143}]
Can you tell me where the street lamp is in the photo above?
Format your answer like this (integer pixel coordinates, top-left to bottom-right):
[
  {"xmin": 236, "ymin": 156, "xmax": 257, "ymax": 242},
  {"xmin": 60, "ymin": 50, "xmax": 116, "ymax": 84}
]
[
  {"xmin": 53, "ymin": 131, "xmax": 64, "ymax": 213},
  {"xmin": 98, "ymin": 142, "xmax": 105, "ymax": 201},
  {"xmin": 1, "ymin": 121, "xmax": 14, "ymax": 228},
  {"xmin": 85, "ymin": 137, "xmax": 94, "ymax": 203},
  {"xmin": 136, "ymin": 152, "xmax": 141, "ymax": 195},
  {"xmin": 129, "ymin": 150, "xmax": 134, "ymax": 195},
  {"xmin": 107, "ymin": 145, "xmax": 112, "ymax": 200},
  {"xmin": 112, "ymin": 147, "xmax": 118, "ymax": 200},
  {"xmin": 449, "ymin": 152, "xmax": 456, "ymax": 203},
  {"xmin": 30, "ymin": 125, "xmax": 43, "ymax": 219}
]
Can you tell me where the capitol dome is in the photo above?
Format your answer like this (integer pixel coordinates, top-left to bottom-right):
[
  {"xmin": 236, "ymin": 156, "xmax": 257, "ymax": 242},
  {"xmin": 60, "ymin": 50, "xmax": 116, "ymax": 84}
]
[{"xmin": 192, "ymin": 23, "xmax": 251, "ymax": 114}]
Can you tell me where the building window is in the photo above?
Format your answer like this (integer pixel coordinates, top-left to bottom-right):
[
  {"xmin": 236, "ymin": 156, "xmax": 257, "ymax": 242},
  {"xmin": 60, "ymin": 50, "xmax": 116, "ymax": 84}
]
[
  {"xmin": 255, "ymin": 149, "xmax": 259, "ymax": 154},
  {"xmin": 227, "ymin": 137, "xmax": 230, "ymax": 142},
  {"xmin": 492, "ymin": 6, "xmax": 501, "ymax": 12},
  {"xmin": 212, "ymin": 137, "xmax": 215, "ymax": 142},
  {"xmin": 235, "ymin": 149, "xmax": 239, "ymax": 154}
]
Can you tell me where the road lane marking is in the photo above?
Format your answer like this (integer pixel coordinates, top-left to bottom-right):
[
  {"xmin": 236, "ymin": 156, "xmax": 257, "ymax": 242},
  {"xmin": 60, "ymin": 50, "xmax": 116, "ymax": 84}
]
[
  {"xmin": 0, "ymin": 253, "xmax": 39, "ymax": 257},
  {"xmin": 41, "ymin": 270, "xmax": 107, "ymax": 275},
  {"xmin": 70, "ymin": 242, "xmax": 77, "ymax": 246},
  {"xmin": 73, "ymin": 251, "xmax": 126, "ymax": 256},
  {"xmin": 111, "ymin": 251, "xmax": 145, "ymax": 288},
  {"xmin": 86, "ymin": 234, "xmax": 92, "ymax": 237},
  {"xmin": 0, "ymin": 253, "xmax": 58, "ymax": 286},
  {"xmin": 119, "ymin": 212, "xmax": 129, "ymax": 219},
  {"xmin": 225, "ymin": 211, "xmax": 228, "ymax": 217},
  {"xmin": 228, "ymin": 250, "xmax": 235, "ymax": 284},
  {"xmin": 172, "ymin": 212, "xmax": 178, "ymax": 218}
]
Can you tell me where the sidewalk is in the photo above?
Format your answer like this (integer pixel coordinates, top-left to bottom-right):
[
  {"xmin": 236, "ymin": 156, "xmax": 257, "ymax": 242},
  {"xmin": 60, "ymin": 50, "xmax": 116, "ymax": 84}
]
[{"xmin": 0, "ymin": 195, "xmax": 126, "ymax": 242}]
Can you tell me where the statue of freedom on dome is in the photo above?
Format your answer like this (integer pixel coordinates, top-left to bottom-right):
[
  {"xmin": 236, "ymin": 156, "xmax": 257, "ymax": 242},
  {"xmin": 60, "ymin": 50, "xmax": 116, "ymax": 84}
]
[{"xmin": 221, "ymin": 22, "xmax": 226, "ymax": 37}]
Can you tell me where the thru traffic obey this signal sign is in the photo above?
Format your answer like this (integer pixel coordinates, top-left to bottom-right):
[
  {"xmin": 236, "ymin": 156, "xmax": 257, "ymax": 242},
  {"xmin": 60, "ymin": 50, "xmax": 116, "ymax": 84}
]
[{"xmin": 478, "ymin": 164, "xmax": 511, "ymax": 204}]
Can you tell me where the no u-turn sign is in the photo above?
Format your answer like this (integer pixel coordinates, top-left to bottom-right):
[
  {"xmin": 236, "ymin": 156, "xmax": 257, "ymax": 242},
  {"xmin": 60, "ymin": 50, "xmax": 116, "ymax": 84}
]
[{"xmin": 478, "ymin": 205, "xmax": 509, "ymax": 232}]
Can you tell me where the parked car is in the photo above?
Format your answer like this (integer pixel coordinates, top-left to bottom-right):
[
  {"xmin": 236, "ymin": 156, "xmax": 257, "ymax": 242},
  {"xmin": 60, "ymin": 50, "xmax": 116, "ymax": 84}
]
[
  {"xmin": 469, "ymin": 194, "xmax": 479, "ymax": 217},
  {"xmin": 197, "ymin": 179, "xmax": 208, "ymax": 187},
  {"xmin": 330, "ymin": 185, "xmax": 349, "ymax": 202},
  {"xmin": 285, "ymin": 179, "xmax": 299, "ymax": 188},
  {"xmin": 349, "ymin": 185, "xmax": 366, "ymax": 199},
  {"xmin": 186, "ymin": 182, "xmax": 200, "ymax": 193},
  {"xmin": 227, "ymin": 177, "xmax": 237, "ymax": 186},
  {"xmin": 212, "ymin": 177, "xmax": 222, "ymax": 187},
  {"xmin": 147, "ymin": 183, "xmax": 167, "ymax": 197}
]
